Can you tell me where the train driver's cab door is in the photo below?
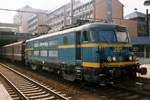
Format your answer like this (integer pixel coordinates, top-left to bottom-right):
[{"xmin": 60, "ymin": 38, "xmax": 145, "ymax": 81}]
[{"xmin": 75, "ymin": 31, "xmax": 81, "ymax": 61}]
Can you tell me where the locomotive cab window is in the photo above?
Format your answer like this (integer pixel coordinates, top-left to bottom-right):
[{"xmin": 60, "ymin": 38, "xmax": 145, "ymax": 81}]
[
  {"xmin": 89, "ymin": 31, "xmax": 95, "ymax": 42},
  {"xmin": 98, "ymin": 31, "xmax": 116, "ymax": 42},
  {"xmin": 82, "ymin": 30, "xmax": 95, "ymax": 42},
  {"xmin": 116, "ymin": 31, "xmax": 129, "ymax": 43},
  {"xmin": 116, "ymin": 26, "xmax": 129, "ymax": 43},
  {"xmin": 82, "ymin": 31, "xmax": 88, "ymax": 42}
]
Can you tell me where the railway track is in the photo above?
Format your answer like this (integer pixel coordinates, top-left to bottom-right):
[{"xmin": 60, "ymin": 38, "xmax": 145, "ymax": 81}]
[
  {"xmin": 0, "ymin": 63, "xmax": 71, "ymax": 100},
  {"xmin": 1, "ymin": 61, "xmax": 150, "ymax": 100}
]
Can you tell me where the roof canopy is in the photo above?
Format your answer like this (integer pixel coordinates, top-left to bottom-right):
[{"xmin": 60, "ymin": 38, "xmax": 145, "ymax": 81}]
[{"xmin": 125, "ymin": 11, "xmax": 145, "ymax": 19}]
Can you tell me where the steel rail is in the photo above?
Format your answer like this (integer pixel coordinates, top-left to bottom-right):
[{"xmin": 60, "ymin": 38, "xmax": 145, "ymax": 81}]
[
  {"xmin": 0, "ymin": 63, "xmax": 71, "ymax": 100},
  {"xmin": 0, "ymin": 72, "xmax": 29, "ymax": 100}
]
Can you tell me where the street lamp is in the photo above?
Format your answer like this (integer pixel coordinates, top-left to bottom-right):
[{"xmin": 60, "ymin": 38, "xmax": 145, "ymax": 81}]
[{"xmin": 144, "ymin": 0, "xmax": 150, "ymax": 36}]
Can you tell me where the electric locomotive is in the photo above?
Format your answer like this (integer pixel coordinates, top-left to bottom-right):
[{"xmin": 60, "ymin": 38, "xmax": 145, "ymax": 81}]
[{"xmin": 24, "ymin": 22, "xmax": 147, "ymax": 84}]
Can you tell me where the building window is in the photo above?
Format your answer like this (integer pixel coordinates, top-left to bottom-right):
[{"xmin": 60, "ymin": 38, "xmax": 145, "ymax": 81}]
[{"xmin": 137, "ymin": 23, "xmax": 147, "ymax": 36}]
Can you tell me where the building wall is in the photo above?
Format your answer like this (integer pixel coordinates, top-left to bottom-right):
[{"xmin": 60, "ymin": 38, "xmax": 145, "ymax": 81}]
[
  {"xmin": 112, "ymin": 0, "xmax": 123, "ymax": 19},
  {"xmin": 95, "ymin": 0, "xmax": 107, "ymax": 19},
  {"xmin": 13, "ymin": 6, "xmax": 48, "ymax": 34},
  {"xmin": 95, "ymin": 0, "xmax": 123, "ymax": 20}
]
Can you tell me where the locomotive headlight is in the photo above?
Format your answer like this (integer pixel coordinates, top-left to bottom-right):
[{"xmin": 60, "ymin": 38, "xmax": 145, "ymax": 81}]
[
  {"xmin": 129, "ymin": 56, "xmax": 133, "ymax": 61},
  {"xmin": 112, "ymin": 56, "xmax": 117, "ymax": 61},
  {"xmin": 107, "ymin": 56, "xmax": 112, "ymax": 62}
]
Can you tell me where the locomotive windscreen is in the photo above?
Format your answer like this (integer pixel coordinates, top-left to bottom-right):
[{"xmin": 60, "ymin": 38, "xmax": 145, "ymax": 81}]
[
  {"xmin": 91, "ymin": 26, "xmax": 129, "ymax": 43},
  {"xmin": 116, "ymin": 26, "xmax": 129, "ymax": 43}
]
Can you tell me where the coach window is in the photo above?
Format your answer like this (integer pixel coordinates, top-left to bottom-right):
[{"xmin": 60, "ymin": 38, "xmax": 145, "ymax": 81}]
[{"xmin": 89, "ymin": 31, "xmax": 95, "ymax": 42}]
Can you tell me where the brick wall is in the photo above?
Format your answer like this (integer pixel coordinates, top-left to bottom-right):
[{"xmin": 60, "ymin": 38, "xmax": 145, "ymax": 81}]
[{"xmin": 113, "ymin": 19, "xmax": 138, "ymax": 38}]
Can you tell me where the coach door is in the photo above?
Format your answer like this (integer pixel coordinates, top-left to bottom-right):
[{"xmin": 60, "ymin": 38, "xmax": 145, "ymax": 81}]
[{"xmin": 75, "ymin": 31, "xmax": 81, "ymax": 60}]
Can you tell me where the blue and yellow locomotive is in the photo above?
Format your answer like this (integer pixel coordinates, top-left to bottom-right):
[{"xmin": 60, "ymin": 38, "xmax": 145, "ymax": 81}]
[{"xmin": 25, "ymin": 22, "xmax": 146, "ymax": 84}]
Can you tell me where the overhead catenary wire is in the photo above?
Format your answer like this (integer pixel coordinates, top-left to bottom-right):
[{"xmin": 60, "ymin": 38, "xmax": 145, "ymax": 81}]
[{"xmin": 0, "ymin": 8, "xmax": 47, "ymax": 15}]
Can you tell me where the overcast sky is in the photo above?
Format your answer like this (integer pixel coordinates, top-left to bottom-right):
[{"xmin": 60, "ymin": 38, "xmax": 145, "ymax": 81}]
[{"xmin": 0, "ymin": 0, "xmax": 149, "ymax": 23}]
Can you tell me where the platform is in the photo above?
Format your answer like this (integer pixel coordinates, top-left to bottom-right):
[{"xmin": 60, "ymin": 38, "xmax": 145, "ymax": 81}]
[{"xmin": 0, "ymin": 82, "xmax": 12, "ymax": 100}]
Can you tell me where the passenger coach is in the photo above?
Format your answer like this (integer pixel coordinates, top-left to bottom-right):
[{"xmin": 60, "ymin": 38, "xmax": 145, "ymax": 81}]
[{"xmin": 2, "ymin": 41, "xmax": 25, "ymax": 62}]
